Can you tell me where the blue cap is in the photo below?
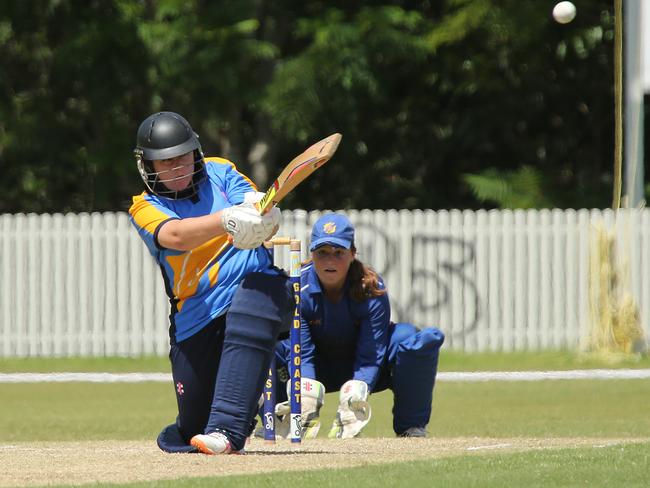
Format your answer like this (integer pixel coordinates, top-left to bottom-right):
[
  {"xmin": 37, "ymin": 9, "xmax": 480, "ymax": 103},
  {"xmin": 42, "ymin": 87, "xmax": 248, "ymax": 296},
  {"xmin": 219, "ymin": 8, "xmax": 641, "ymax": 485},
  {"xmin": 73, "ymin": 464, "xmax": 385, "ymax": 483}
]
[{"xmin": 309, "ymin": 213, "xmax": 355, "ymax": 251}]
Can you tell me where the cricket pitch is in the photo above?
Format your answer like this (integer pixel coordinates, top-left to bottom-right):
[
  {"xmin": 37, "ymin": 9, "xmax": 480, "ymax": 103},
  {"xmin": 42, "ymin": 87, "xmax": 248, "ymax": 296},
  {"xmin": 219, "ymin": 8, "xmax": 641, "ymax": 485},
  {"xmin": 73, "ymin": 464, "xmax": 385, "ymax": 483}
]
[{"xmin": 1, "ymin": 437, "xmax": 647, "ymax": 487}]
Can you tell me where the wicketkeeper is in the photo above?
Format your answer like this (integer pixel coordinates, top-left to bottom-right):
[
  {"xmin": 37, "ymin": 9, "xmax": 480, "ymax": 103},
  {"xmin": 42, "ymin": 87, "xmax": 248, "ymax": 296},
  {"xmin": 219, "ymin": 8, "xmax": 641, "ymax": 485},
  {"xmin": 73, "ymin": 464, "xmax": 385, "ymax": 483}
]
[{"xmin": 269, "ymin": 213, "xmax": 445, "ymax": 438}]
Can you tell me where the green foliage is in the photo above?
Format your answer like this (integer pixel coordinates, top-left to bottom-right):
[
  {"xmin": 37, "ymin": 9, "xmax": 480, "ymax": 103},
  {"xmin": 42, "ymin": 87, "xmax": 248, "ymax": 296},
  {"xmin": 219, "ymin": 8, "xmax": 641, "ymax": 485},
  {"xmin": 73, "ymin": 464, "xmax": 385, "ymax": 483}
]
[
  {"xmin": 463, "ymin": 165, "xmax": 553, "ymax": 209},
  {"xmin": 425, "ymin": 0, "xmax": 492, "ymax": 50},
  {"xmin": 0, "ymin": 1, "xmax": 150, "ymax": 211},
  {"xmin": 264, "ymin": 6, "xmax": 432, "ymax": 141},
  {"xmin": 0, "ymin": 1, "xmax": 619, "ymax": 212}
]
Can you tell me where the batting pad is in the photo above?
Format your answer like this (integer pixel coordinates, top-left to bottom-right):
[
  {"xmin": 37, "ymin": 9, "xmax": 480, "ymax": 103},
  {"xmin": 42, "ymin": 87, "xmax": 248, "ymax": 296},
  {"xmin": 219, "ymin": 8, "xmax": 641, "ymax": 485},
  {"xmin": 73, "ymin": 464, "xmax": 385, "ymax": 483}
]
[{"xmin": 157, "ymin": 423, "xmax": 199, "ymax": 454}]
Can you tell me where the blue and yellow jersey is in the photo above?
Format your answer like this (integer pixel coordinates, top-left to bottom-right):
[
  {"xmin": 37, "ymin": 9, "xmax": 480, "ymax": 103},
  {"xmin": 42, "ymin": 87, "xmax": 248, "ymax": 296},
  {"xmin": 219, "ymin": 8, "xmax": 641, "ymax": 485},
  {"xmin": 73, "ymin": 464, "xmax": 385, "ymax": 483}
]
[
  {"xmin": 299, "ymin": 263, "xmax": 391, "ymax": 391},
  {"xmin": 129, "ymin": 157, "xmax": 276, "ymax": 343}
]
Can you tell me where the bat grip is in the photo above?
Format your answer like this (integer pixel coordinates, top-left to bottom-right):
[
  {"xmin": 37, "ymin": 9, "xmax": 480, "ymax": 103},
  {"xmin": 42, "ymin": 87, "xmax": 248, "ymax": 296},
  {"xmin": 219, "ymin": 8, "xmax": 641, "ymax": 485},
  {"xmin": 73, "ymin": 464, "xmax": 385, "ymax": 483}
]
[{"xmin": 225, "ymin": 201, "xmax": 269, "ymax": 244}]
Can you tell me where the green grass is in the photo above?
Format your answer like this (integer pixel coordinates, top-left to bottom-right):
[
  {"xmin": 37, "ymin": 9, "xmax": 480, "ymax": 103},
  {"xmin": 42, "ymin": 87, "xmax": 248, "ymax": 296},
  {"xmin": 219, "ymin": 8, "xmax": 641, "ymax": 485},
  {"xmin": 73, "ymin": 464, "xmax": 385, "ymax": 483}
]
[
  {"xmin": 0, "ymin": 355, "xmax": 170, "ymax": 373},
  {"xmin": 438, "ymin": 350, "xmax": 650, "ymax": 371},
  {"xmin": 135, "ymin": 442, "xmax": 650, "ymax": 487},
  {"xmin": 2, "ymin": 353, "xmax": 649, "ymax": 487},
  {"xmin": 427, "ymin": 380, "xmax": 650, "ymax": 438},
  {"xmin": 29, "ymin": 442, "xmax": 650, "ymax": 488},
  {"xmin": 1, "ymin": 350, "xmax": 649, "ymax": 373},
  {"xmin": 2, "ymin": 379, "xmax": 649, "ymax": 442},
  {"xmin": 0, "ymin": 383, "xmax": 173, "ymax": 442}
]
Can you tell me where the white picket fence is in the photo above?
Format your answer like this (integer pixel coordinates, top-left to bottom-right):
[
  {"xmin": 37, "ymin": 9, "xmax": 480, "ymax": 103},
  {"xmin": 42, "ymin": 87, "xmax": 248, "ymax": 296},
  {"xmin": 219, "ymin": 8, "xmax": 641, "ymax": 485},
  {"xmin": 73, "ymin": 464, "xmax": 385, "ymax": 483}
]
[{"xmin": 1, "ymin": 209, "xmax": 649, "ymax": 357}]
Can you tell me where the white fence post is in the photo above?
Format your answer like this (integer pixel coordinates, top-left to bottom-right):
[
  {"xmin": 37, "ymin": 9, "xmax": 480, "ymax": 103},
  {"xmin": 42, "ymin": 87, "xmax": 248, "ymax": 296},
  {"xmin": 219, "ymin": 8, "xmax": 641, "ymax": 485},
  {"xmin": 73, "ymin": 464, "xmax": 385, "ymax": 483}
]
[{"xmin": 0, "ymin": 210, "xmax": 649, "ymax": 356}]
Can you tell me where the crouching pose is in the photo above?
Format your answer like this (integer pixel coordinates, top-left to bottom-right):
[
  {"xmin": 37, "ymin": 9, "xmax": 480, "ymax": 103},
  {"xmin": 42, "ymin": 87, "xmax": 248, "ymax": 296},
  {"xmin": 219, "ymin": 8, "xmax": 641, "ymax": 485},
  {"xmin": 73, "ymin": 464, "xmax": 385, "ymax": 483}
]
[
  {"xmin": 272, "ymin": 213, "xmax": 445, "ymax": 438},
  {"xmin": 129, "ymin": 111, "xmax": 293, "ymax": 454}
]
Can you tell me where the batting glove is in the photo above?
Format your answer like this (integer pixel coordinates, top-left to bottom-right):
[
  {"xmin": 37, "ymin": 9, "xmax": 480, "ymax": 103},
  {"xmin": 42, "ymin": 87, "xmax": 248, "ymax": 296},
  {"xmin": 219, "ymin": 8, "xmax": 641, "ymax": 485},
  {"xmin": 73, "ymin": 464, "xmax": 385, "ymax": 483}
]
[
  {"xmin": 221, "ymin": 204, "xmax": 281, "ymax": 249},
  {"xmin": 243, "ymin": 191, "xmax": 280, "ymax": 240},
  {"xmin": 242, "ymin": 191, "xmax": 266, "ymax": 207}
]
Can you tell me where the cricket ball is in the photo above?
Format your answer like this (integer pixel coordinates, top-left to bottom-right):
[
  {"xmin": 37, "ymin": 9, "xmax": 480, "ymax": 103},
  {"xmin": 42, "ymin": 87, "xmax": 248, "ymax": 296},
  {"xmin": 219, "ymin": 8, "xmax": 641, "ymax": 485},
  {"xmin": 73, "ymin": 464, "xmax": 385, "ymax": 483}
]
[{"xmin": 553, "ymin": 1, "xmax": 576, "ymax": 24}]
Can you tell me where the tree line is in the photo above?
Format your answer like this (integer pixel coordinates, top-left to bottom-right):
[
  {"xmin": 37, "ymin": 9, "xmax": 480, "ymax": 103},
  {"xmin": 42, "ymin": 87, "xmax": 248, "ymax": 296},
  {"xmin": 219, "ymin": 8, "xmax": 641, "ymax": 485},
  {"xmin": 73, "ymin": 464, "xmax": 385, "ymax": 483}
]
[{"xmin": 0, "ymin": 0, "xmax": 621, "ymax": 213}]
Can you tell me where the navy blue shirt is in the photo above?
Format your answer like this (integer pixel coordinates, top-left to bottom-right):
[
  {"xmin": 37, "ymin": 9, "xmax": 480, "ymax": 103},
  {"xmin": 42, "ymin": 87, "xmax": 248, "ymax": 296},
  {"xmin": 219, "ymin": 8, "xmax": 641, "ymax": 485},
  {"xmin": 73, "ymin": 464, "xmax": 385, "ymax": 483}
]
[{"xmin": 299, "ymin": 262, "xmax": 391, "ymax": 391}]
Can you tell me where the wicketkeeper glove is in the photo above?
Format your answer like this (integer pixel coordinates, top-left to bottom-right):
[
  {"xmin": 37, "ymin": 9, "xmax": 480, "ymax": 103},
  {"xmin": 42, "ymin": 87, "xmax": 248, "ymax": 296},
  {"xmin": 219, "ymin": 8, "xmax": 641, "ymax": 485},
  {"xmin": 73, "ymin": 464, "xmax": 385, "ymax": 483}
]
[
  {"xmin": 328, "ymin": 380, "xmax": 372, "ymax": 439},
  {"xmin": 221, "ymin": 202, "xmax": 280, "ymax": 249},
  {"xmin": 274, "ymin": 377, "xmax": 326, "ymax": 439}
]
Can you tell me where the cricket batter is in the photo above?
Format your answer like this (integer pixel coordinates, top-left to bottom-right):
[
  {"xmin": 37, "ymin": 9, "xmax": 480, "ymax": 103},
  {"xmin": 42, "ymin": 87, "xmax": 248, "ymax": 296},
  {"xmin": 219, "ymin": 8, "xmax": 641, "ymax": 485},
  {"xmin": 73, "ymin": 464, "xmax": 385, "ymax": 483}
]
[
  {"xmin": 273, "ymin": 213, "xmax": 444, "ymax": 438},
  {"xmin": 129, "ymin": 111, "xmax": 293, "ymax": 454}
]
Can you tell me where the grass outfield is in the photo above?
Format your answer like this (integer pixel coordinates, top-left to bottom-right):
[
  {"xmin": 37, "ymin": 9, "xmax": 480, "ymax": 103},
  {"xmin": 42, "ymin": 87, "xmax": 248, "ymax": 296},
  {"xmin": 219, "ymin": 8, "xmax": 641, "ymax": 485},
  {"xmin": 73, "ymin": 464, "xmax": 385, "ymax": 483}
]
[
  {"xmin": 88, "ymin": 442, "xmax": 650, "ymax": 488},
  {"xmin": 1, "ymin": 353, "xmax": 649, "ymax": 487},
  {"xmin": 1, "ymin": 350, "xmax": 649, "ymax": 373},
  {"xmin": 2, "ymin": 380, "xmax": 649, "ymax": 442}
]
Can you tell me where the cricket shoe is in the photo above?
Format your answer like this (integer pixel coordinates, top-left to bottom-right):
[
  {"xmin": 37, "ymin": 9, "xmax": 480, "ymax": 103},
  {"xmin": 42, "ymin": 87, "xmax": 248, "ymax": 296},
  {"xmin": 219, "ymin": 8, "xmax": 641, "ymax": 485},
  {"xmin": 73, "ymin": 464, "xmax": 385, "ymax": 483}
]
[
  {"xmin": 397, "ymin": 427, "xmax": 427, "ymax": 438},
  {"xmin": 190, "ymin": 432, "xmax": 245, "ymax": 455}
]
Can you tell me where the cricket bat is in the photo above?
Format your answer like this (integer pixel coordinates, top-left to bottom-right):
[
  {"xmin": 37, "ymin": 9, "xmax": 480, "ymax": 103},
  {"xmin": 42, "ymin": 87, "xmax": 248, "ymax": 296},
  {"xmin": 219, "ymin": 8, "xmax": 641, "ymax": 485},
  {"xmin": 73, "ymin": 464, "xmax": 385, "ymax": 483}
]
[{"xmin": 256, "ymin": 133, "xmax": 342, "ymax": 214}]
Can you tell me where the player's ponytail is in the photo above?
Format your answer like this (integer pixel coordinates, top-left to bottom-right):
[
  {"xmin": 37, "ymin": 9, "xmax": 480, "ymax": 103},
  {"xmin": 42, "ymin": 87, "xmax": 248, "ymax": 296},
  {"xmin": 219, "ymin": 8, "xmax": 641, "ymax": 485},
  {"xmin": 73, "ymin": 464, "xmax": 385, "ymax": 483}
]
[{"xmin": 348, "ymin": 246, "xmax": 386, "ymax": 302}]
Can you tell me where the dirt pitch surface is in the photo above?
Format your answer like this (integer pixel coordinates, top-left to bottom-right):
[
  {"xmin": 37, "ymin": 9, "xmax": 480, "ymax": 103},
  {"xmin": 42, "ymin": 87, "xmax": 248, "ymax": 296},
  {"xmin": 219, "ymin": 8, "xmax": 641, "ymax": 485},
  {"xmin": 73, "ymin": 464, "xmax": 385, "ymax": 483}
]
[{"xmin": 1, "ymin": 437, "xmax": 647, "ymax": 487}]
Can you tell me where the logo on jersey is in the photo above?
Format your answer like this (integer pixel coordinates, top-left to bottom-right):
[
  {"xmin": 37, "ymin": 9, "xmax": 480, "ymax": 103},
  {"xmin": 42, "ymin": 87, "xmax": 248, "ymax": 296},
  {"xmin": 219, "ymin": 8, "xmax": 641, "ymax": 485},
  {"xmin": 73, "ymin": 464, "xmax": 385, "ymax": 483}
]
[{"xmin": 176, "ymin": 382, "xmax": 185, "ymax": 396}]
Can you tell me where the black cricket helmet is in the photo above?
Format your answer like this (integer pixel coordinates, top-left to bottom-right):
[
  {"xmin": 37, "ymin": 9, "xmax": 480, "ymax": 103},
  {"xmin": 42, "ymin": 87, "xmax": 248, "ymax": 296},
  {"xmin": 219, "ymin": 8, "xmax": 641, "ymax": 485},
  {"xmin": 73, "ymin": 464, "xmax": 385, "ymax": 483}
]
[{"xmin": 134, "ymin": 111, "xmax": 206, "ymax": 199}]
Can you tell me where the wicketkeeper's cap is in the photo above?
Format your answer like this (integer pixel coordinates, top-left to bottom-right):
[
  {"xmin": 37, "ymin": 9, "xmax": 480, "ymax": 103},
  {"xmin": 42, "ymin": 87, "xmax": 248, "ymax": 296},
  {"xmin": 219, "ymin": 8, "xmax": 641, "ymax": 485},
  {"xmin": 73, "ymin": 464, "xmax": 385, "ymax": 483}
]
[{"xmin": 310, "ymin": 213, "xmax": 355, "ymax": 251}]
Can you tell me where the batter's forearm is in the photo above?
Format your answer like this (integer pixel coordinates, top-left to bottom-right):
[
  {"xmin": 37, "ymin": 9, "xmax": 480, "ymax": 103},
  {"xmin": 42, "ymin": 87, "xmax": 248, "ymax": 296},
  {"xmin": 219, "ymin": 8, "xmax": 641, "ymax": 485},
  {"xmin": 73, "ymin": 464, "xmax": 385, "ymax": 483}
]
[{"xmin": 157, "ymin": 212, "xmax": 227, "ymax": 251}]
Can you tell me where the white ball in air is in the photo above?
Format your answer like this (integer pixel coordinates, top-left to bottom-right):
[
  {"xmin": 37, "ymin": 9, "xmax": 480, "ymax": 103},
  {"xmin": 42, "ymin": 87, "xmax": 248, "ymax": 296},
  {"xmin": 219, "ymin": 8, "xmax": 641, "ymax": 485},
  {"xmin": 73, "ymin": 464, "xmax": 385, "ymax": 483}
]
[{"xmin": 553, "ymin": 1, "xmax": 576, "ymax": 24}]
